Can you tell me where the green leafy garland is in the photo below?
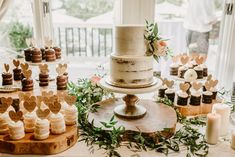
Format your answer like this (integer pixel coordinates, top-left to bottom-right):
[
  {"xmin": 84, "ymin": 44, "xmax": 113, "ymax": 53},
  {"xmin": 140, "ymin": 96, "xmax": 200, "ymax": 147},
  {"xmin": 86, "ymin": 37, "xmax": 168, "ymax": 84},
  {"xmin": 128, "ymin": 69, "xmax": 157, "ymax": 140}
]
[{"xmin": 68, "ymin": 79, "xmax": 209, "ymax": 157}]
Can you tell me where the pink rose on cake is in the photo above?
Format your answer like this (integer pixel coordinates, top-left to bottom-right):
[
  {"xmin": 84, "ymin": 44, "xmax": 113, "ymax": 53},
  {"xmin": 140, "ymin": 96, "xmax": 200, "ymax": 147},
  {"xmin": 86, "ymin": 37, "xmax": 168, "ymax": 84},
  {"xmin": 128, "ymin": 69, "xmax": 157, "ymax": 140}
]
[{"xmin": 153, "ymin": 41, "xmax": 167, "ymax": 57}]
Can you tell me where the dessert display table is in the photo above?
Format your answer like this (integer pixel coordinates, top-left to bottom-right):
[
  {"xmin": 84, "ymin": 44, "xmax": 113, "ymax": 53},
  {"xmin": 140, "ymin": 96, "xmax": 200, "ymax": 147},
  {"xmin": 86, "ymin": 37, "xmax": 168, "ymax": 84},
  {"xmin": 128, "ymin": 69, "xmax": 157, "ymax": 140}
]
[{"xmin": 0, "ymin": 125, "xmax": 78, "ymax": 155}]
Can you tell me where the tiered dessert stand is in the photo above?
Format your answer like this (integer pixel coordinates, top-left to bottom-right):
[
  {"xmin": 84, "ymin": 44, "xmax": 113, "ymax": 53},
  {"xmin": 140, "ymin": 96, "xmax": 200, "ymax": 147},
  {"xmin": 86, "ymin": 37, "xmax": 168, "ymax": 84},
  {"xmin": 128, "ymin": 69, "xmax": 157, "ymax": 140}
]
[{"xmin": 88, "ymin": 77, "xmax": 177, "ymax": 137}]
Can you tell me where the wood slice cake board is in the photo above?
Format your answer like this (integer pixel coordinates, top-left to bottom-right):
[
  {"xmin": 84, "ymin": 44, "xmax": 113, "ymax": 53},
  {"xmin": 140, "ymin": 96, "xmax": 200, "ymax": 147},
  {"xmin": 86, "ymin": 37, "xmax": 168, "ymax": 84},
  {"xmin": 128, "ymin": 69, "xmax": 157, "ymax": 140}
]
[
  {"xmin": 88, "ymin": 98, "xmax": 177, "ymax": 137},
  {"xmin": 175, "ymin": 99, "xmax": 221, "ymax": 116},
  {"xmin": 0, "ymin": 125, "xmax": 78, "ymax": 155}
]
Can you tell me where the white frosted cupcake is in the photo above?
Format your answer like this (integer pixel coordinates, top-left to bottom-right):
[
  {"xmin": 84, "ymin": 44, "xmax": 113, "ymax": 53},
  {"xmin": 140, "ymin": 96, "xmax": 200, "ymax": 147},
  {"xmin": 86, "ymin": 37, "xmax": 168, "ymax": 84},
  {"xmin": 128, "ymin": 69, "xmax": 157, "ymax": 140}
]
[
  {"xmin": 34, "ymin": 119, "xmax": 50, "ymax": 140},
  {"xmin": 64, "ymin": 105, "xmax": 78, "ymax": 125},
  {"xmin": 0, "ymin": 113, "xmax": 11, "ymax": 134},
  {"xmin": 8, "ymin": 121, "xmax": 25, "ymax": 140},
  {"xmin": 24, "ymin": 112, "xmax": 37, "ymax": 133},
  {"xmin": 50, "ymin": 113, "xmax": 66, "ymax": 134}
]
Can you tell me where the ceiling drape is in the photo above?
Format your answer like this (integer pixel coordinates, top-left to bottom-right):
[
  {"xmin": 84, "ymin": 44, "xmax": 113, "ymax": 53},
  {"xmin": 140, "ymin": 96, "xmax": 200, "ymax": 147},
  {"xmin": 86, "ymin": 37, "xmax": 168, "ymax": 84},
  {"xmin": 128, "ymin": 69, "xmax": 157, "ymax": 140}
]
[{"xmin": 0, "ymin": 0, "xmax": 11, "ymax": 21}]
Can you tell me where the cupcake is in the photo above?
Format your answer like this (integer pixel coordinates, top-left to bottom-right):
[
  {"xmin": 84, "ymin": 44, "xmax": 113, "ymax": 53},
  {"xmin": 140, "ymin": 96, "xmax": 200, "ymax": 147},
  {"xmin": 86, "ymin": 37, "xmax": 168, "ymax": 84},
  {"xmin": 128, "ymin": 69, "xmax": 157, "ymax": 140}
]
[
  {"xmin": 49, "ymin": 113, "xmax": 66, "ymax": 134},
  {"xmin": 0, "ymin": 113, "xmax": 11, "ymax": 134},
  {"xmin": 190, "ymin": 91, "xmax": 201, "ymax": 106},
  {"xmin": 169, "ymin": 63, "xmax": 179, "ymax": 76},
  {"xmin": 178, "ymin": 66, "xmax": 188, "ymax": 78},
  {"xmin": 34, "ymin": 119, "xmax": 50, "ymax": 140},
  {"xmin": 177, "ymin": 91, "xmax": 189, "ymax": 106},
  {"xmin": 8, "ymin": 121, "xmax": 25, "ymax": 140},
  {"xmin": 24, "ymin": 47, "xmax": 32, "ymax": 61},
  {"xmin": 165, "ymin": 89, "xmax": 175, "ymax": 103},
  {"xmin": 64, "ymin": 105, "xmax": 78, "ymax": 125},
  {"xmin": 23, "ymin": 112, "xmax": 37, "ymax": 133},
  {"xmin": 210, "ymin": 87, "xmax": 217, "ymax": 100},
  {"xmin": 202, "ymin": 91, "xmax": 213, "ymax": 104},
  {"xmin": 201, "ymin": 64, "xmax": 208, "ymax": 77},
  {"xmin": 194, "ymin": 65, "xmax": 203, "ymax": 79},
  {"xmin": 158, "ymin": 84, "xmax": 167, "ymax": 98}
]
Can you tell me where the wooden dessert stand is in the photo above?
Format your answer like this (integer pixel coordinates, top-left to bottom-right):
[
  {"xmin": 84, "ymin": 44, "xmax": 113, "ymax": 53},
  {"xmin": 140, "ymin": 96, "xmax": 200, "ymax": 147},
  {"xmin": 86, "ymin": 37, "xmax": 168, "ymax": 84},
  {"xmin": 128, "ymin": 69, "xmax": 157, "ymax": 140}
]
[
  {"xmin": 0, "ymin": 125, "xmax": 78, "ymax": 155},
  {"xmin": 95, "ymin": 77, "xmax": 177, "ymax": 137},
  {"xmin": 0, "ymin": 81, "xmax": 79, "ymax": 155}
]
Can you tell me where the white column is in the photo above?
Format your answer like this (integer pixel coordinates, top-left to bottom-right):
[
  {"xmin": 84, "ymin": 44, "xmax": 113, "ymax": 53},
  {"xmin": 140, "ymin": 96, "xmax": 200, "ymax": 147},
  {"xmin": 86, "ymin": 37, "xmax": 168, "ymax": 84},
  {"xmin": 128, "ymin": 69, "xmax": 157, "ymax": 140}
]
[
  {"xmin": 114, "ymin": 0, "xmax": 155, "ymax": 25},
  {"xmin": 31, "ymin": 0, "xmax": 53, "ymax": 47},
  {"xmin": 215, "ymin": 0, "xmax": 235, "ymax": 91}
]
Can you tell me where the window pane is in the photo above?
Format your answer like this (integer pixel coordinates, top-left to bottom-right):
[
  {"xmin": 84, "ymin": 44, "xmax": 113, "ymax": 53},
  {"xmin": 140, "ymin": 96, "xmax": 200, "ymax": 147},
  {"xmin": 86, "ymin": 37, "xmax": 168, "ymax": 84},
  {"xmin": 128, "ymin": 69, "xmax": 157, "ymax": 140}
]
[{"xmin": 51, "ymin": 0, "xmax": 114, "ymax": 57}]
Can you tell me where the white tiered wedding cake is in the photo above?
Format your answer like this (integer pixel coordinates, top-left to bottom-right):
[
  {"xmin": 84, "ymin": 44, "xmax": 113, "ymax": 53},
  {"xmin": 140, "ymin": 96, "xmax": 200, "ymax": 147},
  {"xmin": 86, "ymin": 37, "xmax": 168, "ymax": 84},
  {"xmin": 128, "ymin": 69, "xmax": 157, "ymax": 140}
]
[{"xmin": 109, "ymin": 26, "xmax": 154, "ymax": 88}]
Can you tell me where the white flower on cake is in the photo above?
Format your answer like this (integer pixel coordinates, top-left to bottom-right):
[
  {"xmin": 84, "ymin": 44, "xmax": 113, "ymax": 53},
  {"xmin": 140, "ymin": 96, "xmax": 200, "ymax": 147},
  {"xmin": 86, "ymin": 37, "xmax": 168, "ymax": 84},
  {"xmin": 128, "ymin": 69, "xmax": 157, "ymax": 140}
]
[
  {"xmin": 184, "ymin": 69, "xmax": 198, "ymax": 82},
  {"xmin": 145, "ymin": 21, "xmax": 171, "ymax": 62}
]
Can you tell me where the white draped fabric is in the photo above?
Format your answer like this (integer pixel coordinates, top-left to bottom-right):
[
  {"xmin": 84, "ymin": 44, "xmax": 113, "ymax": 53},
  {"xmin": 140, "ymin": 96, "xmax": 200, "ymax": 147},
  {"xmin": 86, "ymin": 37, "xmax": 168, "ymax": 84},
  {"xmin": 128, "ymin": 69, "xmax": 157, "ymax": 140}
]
[
  {"xmin": 215, "ymin": 0, "xmax": 235, "ymax": 91},
  {"xmin": 0, "ymin": 0, "xmax": 11, "ymax": 20},
  {"xmin": 32, "ymin": 0, "xmax": 53, "ymax": 47}
]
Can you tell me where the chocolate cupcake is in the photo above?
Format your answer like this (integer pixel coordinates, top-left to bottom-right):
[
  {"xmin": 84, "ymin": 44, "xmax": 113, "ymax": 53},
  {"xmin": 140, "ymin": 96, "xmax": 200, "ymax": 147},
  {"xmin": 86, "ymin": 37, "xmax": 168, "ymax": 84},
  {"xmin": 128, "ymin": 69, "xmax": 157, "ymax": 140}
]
[
  {"xmin": 201, "ymin": 64, "xmax": 208, "ymax": 77},
  {"xmin": 177, "ymin": 91, "xmax": 189, "ymax": 106},
  {"xmin": 45, "ymin": 48, "xmax": 56, "ymax": 62},
  {"xmin": 21, "ymin": 78, "xmax": 34, "ymax": 91},
  {"xmin": 40, "ymin": 47, "xmax": 46, "ymax": 60},
  {"xmin": 56, "ymin": 75, "xmax": 67, "ymax": 90},
  {"xmin": 178, "ymin": 66, "xmax": 188, "ymax": 79},
  {"xmin": 24, "ymin": 47, "xmax": 32, "ymax": 61},
  {"xmin": 202, "ymin": 91, "xmax": 213, "ymax": 104},
  {"xmin": 31, "ymin": 48, "xmax": 42, "ymax": 63},
  {"xmin": 165, "ymin": 89, "xmax": 175, "ymax": 103},
  {"xmin": 169, "ymin": 63, "xmax": 179, "ymax": 76},
  {"xmin": 39, "ymin": 73, "xmax": 49, "ymax": 87},
  {"xmin": 53, "ymin": 47, "xmax": 62, "ymax": 59},
  {"xmin": 190, "ymin": 91, "xmax": 201, "ymax": 106},
  {"xmin": 210, "ymin": 87, "xmax": 217, "ymax": 100},
  {"xmin": 2, "ymin": 72, "xmax": 13, "ymax": 85},
  {"xmin": 194, "ymin": 66, "xmax": 203, "ymax": 79},
  {"xmin": 158, "ymin": 85, "xmax": 167, "ymax": 98},
  {"xmin": 13, "ymin": 68, "xmax": 22, "ymax": 81}
]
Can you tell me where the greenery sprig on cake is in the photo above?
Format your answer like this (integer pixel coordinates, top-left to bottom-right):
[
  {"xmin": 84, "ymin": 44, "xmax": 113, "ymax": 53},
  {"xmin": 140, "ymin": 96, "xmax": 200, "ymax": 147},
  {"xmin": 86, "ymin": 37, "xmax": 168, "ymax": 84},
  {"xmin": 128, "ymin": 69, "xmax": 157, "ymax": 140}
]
[
  {"xmin": 144, "ymin": 21, "xmax": 172, "ymax": 62},
  {"xmin": 68, "ymin": 77, "xmax": 209, "ymax": 157}
]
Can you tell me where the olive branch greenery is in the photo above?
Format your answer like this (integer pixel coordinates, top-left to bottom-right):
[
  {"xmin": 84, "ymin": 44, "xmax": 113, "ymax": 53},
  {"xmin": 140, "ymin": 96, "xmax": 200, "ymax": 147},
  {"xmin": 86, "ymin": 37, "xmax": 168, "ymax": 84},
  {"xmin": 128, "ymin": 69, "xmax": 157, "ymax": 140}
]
[{"xmin": 68, "ymin": 79, "xmax": 209, "ymax": 157}]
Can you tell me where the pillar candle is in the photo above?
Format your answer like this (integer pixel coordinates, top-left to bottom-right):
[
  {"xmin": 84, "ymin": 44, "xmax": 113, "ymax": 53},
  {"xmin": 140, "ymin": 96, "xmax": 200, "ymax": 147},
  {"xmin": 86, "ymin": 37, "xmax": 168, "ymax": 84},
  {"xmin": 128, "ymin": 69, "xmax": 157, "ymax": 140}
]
[
  {"xmin": 231, "ymin": 130, "xmax": 235, "ymax": 150},
  {"xmin": 213, "ymin": 103, "xmax": 230, "ymax": 136},
  {"xmin": 206, "ymin": 113, "xmax": 221, "ymax": 145}
]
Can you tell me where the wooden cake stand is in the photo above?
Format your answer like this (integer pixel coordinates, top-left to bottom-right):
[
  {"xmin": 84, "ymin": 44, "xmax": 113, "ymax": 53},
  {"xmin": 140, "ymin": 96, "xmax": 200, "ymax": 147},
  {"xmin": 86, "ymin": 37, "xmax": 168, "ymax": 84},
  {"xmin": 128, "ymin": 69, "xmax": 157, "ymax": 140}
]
[
  {"xmin": 99, "ymin": 77, "xmax": 162, "ymax": 119},
  {"xmin": 95, "ymin": 77, "xmax": 177, "ymax": 137},
  {"xmin": 0, "ymin": 125, "xmax": 78, "ymax": 155}
]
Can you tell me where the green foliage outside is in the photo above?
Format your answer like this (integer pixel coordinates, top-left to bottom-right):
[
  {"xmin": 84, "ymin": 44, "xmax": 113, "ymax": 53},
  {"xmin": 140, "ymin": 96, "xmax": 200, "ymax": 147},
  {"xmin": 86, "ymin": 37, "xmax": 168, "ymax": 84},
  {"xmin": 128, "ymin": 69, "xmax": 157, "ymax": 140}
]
[
  {"xmin": 59, "ymin": 0, "xmax": 114, "ymax": 21},
  {"xmin": 8, "ymin": 21, "xmax": 33, "ymax": 51}
]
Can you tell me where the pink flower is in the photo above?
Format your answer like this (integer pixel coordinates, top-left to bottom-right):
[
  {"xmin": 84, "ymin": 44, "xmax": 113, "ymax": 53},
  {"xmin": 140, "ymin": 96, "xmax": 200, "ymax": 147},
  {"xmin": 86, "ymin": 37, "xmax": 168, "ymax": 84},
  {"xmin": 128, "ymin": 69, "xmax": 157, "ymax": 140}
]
[
  {"xmin": 153, "ymin": 41, "xmax": 167, "ymax": 56},
  {"xmin": 90, "ymin": 75, "xmax": 101, "ymax": 84}
]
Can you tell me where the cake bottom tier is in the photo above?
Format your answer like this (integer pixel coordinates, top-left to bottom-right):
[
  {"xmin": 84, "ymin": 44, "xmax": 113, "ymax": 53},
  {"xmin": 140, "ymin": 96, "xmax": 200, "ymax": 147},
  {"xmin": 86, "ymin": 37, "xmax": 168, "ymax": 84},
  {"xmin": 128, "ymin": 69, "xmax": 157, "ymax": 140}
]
[{"xmin": 110, "ymin": 54, "xmax": 153, "ymax": 88}]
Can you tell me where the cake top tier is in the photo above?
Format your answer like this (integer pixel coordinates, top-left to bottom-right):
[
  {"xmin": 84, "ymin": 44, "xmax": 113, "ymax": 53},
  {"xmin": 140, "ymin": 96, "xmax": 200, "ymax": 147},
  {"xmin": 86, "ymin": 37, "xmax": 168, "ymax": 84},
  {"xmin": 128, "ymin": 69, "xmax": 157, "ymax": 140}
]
[{"xmin": 114, "ymin": 26, "xmax": 146, "ymax": 56}]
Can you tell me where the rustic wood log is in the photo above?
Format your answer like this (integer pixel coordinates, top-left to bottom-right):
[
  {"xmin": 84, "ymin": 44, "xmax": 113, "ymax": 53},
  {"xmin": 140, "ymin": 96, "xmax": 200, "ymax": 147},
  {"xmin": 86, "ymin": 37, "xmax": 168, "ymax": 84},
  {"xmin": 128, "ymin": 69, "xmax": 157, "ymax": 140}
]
[{"xmin": 0, "ymin": 125, "xmax": 78, "ymax": 155}]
